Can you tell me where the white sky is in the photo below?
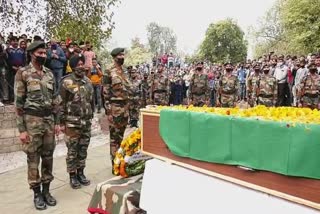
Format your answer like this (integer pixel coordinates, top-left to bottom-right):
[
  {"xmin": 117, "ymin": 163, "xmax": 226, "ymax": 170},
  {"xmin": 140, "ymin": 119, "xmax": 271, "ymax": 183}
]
[{"xmin": 111, "ymin": 0, "xmax": 277, "ymax": 57}]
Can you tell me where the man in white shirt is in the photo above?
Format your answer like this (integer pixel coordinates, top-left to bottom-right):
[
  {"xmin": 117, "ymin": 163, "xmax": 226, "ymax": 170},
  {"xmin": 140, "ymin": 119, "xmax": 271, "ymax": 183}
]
[{"xmin": 273, "ymin": 57, "xmax": 288, "ymax": 106}]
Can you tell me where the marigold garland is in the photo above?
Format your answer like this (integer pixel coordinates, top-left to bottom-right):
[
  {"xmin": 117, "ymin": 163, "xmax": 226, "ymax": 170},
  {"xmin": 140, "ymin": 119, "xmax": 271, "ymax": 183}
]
[
  {"xmin": 154, "ymin": 105, "xmax": 320, "ymax": 125},
  {"xmin": 113, "ymin": 129, "xmax": 143, "ymax": 177}
]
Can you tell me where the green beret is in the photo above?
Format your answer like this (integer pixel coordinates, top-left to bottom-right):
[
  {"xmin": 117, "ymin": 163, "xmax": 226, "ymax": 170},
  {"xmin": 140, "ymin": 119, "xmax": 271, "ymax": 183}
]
[
  {"xmin": 26, "ymin": 41, "xmax": 46, "ymax": 52},
  {"xmin": 69, "ymin": 54, "xmax": 85, "ymax": 69},
  {"xmin": 110, "ymin": 48, "xmax": 125, "ymax": 57}
]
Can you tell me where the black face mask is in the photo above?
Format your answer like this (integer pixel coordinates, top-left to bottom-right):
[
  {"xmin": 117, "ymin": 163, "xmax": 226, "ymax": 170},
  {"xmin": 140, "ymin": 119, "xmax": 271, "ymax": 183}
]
[
  {"xmin": 263, "ymin": 69, "xmax": 269, "ymax": 74},
  {"xmin": 226, "ymin": 68, "xmax": 232, "ymax": 72},
  {"xmin": 73, "ymin": 67, "xmax": 86, "ymax": 78},
  {"xmin": 34, "ymin": 55, "xmax": 46, "ymax": 65},
  {"xmin": 116, "ymin": 58, "xmax": 124, "ymax": 65},
  {"xmin": 196, "ymin": 67, "xmax": 202, "ymax": 71},
  {"xmin": 254, "ymin": 69, "xmax": 260, "ymax": 72}
]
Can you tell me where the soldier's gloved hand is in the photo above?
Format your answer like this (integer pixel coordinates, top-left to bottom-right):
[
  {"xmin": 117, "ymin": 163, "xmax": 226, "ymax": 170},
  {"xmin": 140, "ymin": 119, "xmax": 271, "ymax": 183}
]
[{"xmin": 19, "ymin": 132, "xmax": 30, "ymax": 144}]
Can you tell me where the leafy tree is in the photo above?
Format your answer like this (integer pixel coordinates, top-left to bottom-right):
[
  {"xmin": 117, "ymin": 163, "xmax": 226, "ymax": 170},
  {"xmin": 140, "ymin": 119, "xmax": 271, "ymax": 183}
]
[
  {"xmin": 1, "ymin": 0, "xmax": 119, "ymax": 46},
  {"xmin": 146, "ymin": 22, "xmax": 177, "ymax": 55},
  {"xmin": 199, "ymin": 19, "xmax": 247, "ymax": 63},
  {"xmin": 125, "ymin": 37, "xmax": 152, "ymax": 67}
]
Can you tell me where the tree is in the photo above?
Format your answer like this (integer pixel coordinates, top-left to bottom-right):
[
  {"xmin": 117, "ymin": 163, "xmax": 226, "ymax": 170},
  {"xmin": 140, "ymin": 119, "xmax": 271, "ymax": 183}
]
[
  {"xmin": 1, "ymin": 0, "xmax": 119, "ymax": 46},
  {"xmin": 125, "ymin": 37, "xmax": 152, "ymax": 67},
  {"xmin": 146, "ymin": 22, "xmax": 177, "ymax": 55},
  {"xmin": 199, "ymin": 19, "xmax": 247, "ymax": 63}
]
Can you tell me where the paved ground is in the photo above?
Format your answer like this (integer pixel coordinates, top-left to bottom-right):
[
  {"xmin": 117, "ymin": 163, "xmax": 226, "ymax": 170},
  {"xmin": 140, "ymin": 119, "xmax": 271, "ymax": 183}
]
[{"xmin": 0, "ymin": 113, "xmax": 136, "ymax": 214}]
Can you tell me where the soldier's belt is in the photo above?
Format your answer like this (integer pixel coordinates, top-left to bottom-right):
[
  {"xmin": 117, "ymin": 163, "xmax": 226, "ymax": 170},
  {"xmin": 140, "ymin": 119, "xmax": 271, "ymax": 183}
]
[
  {"xmin": 304, "ymin": 93, "xmax": 319, "ymax": 98},
  {"xmin": 153, "ymin": 90, "xmax": 167, "ymax": 93},
  {"xmin": 259, "ymin": 94, "xmax": 273, "ymax": 98},
  {"xmin": 25, "ymin": 109, "xmax": 52, "ymax": 117}
]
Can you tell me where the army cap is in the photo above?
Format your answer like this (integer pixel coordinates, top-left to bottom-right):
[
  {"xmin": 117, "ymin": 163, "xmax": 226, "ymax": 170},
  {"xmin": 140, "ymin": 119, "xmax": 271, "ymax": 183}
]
[
  {"xmin": 111, "ymin": 47, "xmax": 125, "ymax": 57},
  {"xmin": 26, "ymin": 41, "xmax": 46, "ymax": 52}
]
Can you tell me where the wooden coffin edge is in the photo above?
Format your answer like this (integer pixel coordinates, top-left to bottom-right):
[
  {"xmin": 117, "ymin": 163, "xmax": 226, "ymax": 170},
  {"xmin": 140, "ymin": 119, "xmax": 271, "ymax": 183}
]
[{"xmin": 139, "ymin": 109, "xmax": 320, "ymax": 211}]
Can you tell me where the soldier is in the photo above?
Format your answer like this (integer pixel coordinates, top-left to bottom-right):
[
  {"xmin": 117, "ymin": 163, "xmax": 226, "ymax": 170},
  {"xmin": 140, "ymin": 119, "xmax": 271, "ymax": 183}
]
[
  {"xmin": 141, "ymin": 73, "xmax": 151, "ymax": 108},
  {"xmin": 188, "ymin": 62, "xmax": 210, "ymax": 106},
  {"xmin": 150, "ymin": 64, "xmax": 170, "ymax": 105},
  {"xmin": 59, "ymin": 54, "xmax": 94, "ymax": 189},
  {"xmin": 253, "ymin": 64, "xmax": 277, "ymax": 107},
  {"xmin": 102, "ymin": 48, "xmax": 131, "ymax": 174},
  {"xmin": 128, "ymin": 67, "xmax": 141, "ymax": 127},
  {"xmin": 246, "ymin": 63, "xmax": 261, "ymax": 107},
  {"xmin": 298, "ymin": 63, "xmax": 320, "ymax": 109},
  {"xmin": 14, "ymin": 41, "xmax": 59, "ymax": 210},
  {"xmin": 216, "ymin": 63, "xmax": 239, "ymax": 107}
]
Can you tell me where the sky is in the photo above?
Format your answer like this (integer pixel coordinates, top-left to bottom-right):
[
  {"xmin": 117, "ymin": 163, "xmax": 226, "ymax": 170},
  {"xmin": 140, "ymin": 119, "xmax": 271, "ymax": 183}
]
[{"xmin": 110, "ymin": 0, "xmax": 277, "ymax": 57}]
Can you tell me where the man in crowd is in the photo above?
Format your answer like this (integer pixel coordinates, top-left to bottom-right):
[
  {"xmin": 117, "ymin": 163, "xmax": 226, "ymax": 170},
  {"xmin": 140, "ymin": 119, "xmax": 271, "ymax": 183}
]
[
  {"xmin": 128, "ymin": 67, "xmax": 142, "ymax": 127},
  {"xmin": 150, "ymin": 64, "xmax": 170, "ymax": 105},
  {"xmin": 87, "ymin": 58, "xmax": 103, "ymax": 113},
  {"xmin": 273, "ymin": 56, "xmax": 289, "ymax": 106}
]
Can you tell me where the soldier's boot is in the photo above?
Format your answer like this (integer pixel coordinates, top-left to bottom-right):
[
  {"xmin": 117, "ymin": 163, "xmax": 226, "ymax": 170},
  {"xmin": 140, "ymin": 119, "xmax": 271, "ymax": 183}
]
[
  {"xmin": 69, "ymin": 172, "xmax": 81, "ymax": 189},
  {"xmin": 77, "ymin": 168, "xmax": 91, "ymax": 186},
  {"xmin": 42, "ymin": 183, "xmax": 57, "ymax": 206},
  {"xmin": 33, "ymin": 186, "xmax": 47, "ymax": 210},
  {"xmin": 130, "ymin": 120, "xmax": 138, "ymax": 128}
]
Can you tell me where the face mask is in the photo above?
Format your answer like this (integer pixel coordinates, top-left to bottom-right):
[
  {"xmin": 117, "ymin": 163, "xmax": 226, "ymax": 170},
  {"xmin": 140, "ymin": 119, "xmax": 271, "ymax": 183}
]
[
  {"xmin": 116, "ymin": 58, "xmax": 124, "ymax": 65},
  {"xmin": 34, "ymin": 55, "xmax": 46, "ymax": 65},
  {"xmin": 263, "ymin": 70, "xmax": 269, "ymax": 74},
  {"xmin": 69, "ymin": 48, "xmax": 74, "ymax": 53},
  {"xmin": 196, "ymin": 67, "xmax": 202, "ymax": 71},
  {"xmin": 73, "ymin": 67, "xmax": 86, "ymax": 78},
  {"xmin": 226, "ymin": 68, "xmax": 232, "ymax": 72},
  {"xmin": 254, "ymin": 69, "xmax": 260, "ymax": 72}
]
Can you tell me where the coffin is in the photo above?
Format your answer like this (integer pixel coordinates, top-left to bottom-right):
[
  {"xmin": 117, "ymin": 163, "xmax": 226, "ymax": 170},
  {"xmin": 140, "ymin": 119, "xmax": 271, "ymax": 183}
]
[{"xmin": 140, "ymin": 108, "xmax": 320, "ymax": 210}]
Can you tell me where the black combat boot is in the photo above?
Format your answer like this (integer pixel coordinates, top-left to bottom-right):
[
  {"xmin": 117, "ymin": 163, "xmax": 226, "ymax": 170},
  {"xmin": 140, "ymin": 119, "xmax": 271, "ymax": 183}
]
[
  {"xmin": 33, "ymin": 186, "xmax": 47, "ymax": 210},
  {"xmin": 77, "ymin": 168, "xmax": 91, "ymax": 186},
  {"xmin": 131, "ymin": 120, "xmax": 138, "ymax": 128},
  {"xmin": 69, "ymin": 172, "xmax": 81, "ymax": 189},
  {"xmin": 42, "ymin": 183, "xmax": 57, "ymax": 206}
]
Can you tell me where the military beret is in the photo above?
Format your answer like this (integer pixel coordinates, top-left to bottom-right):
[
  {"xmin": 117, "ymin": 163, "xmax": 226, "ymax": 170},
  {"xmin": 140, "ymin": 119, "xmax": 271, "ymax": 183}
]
[
  {"xmin": 26, "ymin": 41, "xmax": 46, "ymax": 52},
  {"xmin": 69, "ymin": 54, "xmax": 85, "ymax": 69},
  {"xmin": 111, "ymin": 48, "xmax": 125, "ymax": 57}
]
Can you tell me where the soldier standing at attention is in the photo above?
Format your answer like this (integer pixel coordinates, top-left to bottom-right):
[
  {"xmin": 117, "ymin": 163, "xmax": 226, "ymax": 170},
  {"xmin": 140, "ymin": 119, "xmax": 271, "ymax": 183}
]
[
  {"xmin": 216, "ymin": 63, "xmax": 239, "ymax": 107},
  {"xmin": 189, "ymin": 62, "xmax": 210, "ymax": 106},
  {"xmin": 128, "ymin": 67, "xmax": 141, "ymax": 127},
  {"xmin": 253, "ymin": 64, "xmax": 277, "ymax": 107},
  {"xmin": 14, "ymin": 41, "xmax": 60, "ymax": 210},
  {"xmin": 246, "ymin": 63, "xmax": 261, "ymax": 107},
  {"xmin": 59, "ymin": 54, "xmax": 94, "ymax": 189},
  {"xmin": 102, "ymin": 48, "xmax": 132, "ymax": 174},
  {"xmin": 150, "ymin": 64, "xmax": 170, "ymax": 105},
  {"xmin": 298, "ymin": 63, "xmax": 320, "ymax": 109}
]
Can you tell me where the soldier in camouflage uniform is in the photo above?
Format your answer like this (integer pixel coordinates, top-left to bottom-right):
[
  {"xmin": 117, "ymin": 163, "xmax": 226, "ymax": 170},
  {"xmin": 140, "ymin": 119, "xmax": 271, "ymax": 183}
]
[
  {"xmin": 102, "ymin": 48, "xmax": 132, "ymax": 174},
  {"xmin": 150, "ymin": 64, "xmax": 170, "ymax": 105},
  {"xmin": 246, "ymin": 63, "xmax": 261, "ymax": 107},
  {"xmin": 128, "ymin": 67, "xmax": 141, "ymax": 127},
  {"xmin": 14, "ymin": 41, "xmax": 59, "ymax": 210},
  {"xmin": 216, "ymin": 63, "xmax": 239, "ymax": 107},
  {"xmin": 253, "ymin": 64, "xmax": 277, "ymax": 107},
  {"xmin": 188, "ymin": 62, "xmax": 210, "ymax": 106},
  {"xmin": 141, "ymin": 73, "xmax": 151, "ymax": 108},
  {"xmin": 60, "ymin": 54, "xmax": 94, "ymax": 189},
  {"xmin": 298, "ymin": 63, "xmax": 320, "ymax": 109}
]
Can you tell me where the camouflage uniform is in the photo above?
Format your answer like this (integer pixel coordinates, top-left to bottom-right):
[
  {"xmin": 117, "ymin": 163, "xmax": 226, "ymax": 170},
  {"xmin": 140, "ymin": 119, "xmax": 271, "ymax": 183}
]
[
  {"xmin": 59, "ymin": 73, "xmax": 94, "ymax": 173},
  {"xmin": 246, "ymin": 73, "xmax": 261, "ymax": 107},
  {"xmin": 299, "ymin": 73, "xmax": 320, "ymax": 109},
  {"xmin": 128, "ymin": 76, "xmax": 141, "ymax": 123},
  {"xmin": 189, "ymin": 73, "xmax": 210, "ymax": 106},
  {"xmin": 141, "ymin": 74, "xmax": 151, "ymax": 107},
  {"xmin": 103, "ymin": 65, "xmax": 131, "ymax": 162},
  {"xmin": 14, "ymin": 63, "xmax": 60, "ymax": 189},
  {"xmin": 217, "ymin": 74, "xmax": 239, "ymax": 107},
  {"xmin": 253, "ymin": 73, "xmax": 277, "ymax": 107},
  {"xmin": 150, "ymin": 72, "xmax": 170, "ymax": 105}
]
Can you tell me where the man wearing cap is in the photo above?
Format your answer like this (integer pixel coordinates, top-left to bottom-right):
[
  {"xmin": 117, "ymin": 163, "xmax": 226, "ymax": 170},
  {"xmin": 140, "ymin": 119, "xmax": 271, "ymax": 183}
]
[
  {"xmin": 59, "ymin": 54, "xmax": 94, "ymax": 189},
  {"xmin": 14, "ymin": 41, "xmax": 60, "ymax": 210},
  {"xmin": 252, "ymin": 64, "xmax": 277, "ymax": 107},
  {"xmin": 216, "ymin": 63, "xmax": 239, "ymax": 107},
  {"xmin": 102, "ymin": 48, "xmax": 132, "ymax": 173},
  {"xmin": 128, "ymin": 67, "xmax": 141, "ymax": 127},
  {"xmin": 246, "ymin": 63, "xmax": 261, "ymax": 107},
  {"xmin": 188, "ymin": 62, "xmax": 210, "ymax": 106},
  {"xmin": 150, "ymin": 63, "xmax": 170, "ymax": 105},
  {"xmin": 298, "ymin": 63, "xmax": 320, "ymax": 109}
]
